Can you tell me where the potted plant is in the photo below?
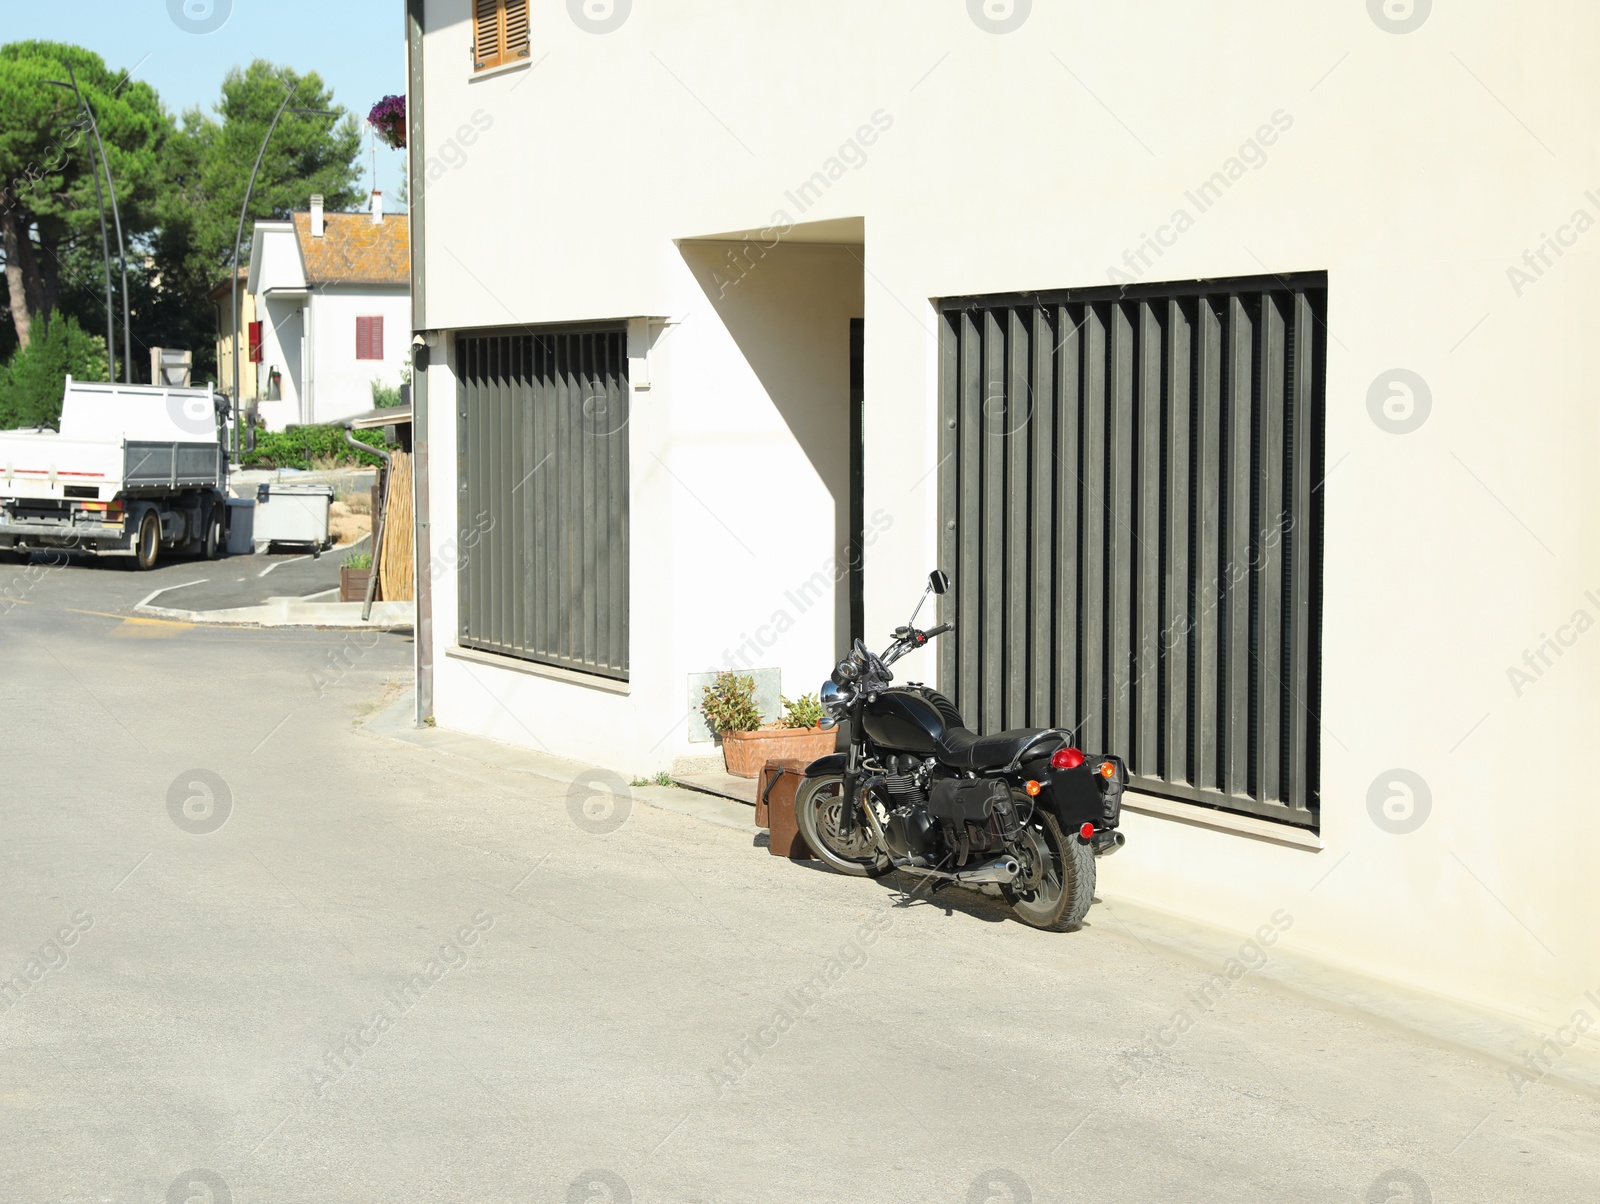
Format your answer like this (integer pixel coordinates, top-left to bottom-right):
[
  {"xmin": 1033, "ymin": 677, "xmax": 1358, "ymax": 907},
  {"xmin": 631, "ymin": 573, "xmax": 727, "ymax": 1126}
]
[
  {"xmin": 701, "ymin": 673, "xmax": 837, "ymax": 778},
  {"xmin": 368, "ymin": 95, "xmax": 407, "ymax": 150},
  {"xmin": 340, "ymin": 551, "xmax": 373, "ymax": 602}
]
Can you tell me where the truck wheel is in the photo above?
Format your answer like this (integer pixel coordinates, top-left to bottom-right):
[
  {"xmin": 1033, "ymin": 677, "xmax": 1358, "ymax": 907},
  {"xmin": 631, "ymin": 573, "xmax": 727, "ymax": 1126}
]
[
  {"xmin": 133, "ymin": 509, "xmax": 160, "ymax": 571},
  {"xmin": 203, "ymin": 508, "xmax": 224, "ymax": 560}
]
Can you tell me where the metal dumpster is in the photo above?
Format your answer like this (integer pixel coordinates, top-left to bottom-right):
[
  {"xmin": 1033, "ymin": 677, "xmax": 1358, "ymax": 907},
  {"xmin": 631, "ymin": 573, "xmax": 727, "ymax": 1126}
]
[
  {"xmin": 252, "ymin": 482, "xmax": 333, "ymax": 554},
  {"xmin": 224, "ymin": 498, "xmax": 255, "ymax": 556}
]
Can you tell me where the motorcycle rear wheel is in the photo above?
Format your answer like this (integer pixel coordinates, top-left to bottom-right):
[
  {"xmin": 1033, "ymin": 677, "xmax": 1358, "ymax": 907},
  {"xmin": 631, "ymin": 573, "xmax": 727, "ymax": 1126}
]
[
  {"xmin": 794, "ymin": 774, "xmax": 894, "ymax": 878},
  {"xmin": 1004, "ymin": 809, "xmax": 1095, "ymax": 931}
]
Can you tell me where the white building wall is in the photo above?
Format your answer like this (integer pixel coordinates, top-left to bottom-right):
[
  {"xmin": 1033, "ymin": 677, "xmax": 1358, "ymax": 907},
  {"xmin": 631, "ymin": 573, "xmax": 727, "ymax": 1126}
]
[
  {"xmin": 429, "ymin": 243, "xmax": 863, "ymax": 770},
  {"xmin": 413, "ymin": 0, "xmax": 1600, "ymax": 1044},
  {"xmin": 254, "ymin": 295, "xmax": 304, "ymax": 431},
  {"xmin": 307, "ymin": 285, "xmax": 412, "ymax": 425},
  {"xmin": 250, "ymin": 224, "xmax": 309, "ymax": 431}
]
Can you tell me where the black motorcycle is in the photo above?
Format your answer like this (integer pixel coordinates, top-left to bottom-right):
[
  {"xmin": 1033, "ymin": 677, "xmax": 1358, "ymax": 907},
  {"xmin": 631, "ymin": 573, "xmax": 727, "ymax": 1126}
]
[{"xmin": 795, "ymin": 570, "xmax": 1127, "ymax": 931}]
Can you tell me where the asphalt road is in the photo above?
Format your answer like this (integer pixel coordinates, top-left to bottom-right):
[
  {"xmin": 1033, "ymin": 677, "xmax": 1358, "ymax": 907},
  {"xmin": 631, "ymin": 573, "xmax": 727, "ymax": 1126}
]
[
  {"xmin": 3, "ymin": 536, "xmax": 362, "ymax": 616},
  {"xmin": 1, "ymin": 578, "xmax": 1598, "ymax": 1202}
]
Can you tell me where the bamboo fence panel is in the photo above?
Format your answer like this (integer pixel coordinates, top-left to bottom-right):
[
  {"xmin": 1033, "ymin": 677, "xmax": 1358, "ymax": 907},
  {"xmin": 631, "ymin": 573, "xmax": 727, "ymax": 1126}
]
[{"xmin": 379, "ymin": 451, "xmax": 415, "ymax": 601}]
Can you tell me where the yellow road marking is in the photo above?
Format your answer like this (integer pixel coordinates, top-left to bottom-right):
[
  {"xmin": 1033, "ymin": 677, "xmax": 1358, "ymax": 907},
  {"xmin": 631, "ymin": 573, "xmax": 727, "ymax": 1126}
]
[
  {"xmin": 110, "ymin": 622, "xmax": 190, "ymax": 640},
  {"xmin": 67, "ymin": 609, "xmax": 194, "ymax": 629}
]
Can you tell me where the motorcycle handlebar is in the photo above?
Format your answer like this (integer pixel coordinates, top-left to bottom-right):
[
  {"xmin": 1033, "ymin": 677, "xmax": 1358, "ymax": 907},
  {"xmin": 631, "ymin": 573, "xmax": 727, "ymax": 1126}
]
[{"xmin": 923, "ymin": 623, "xmax": 952, "ymax": 639}]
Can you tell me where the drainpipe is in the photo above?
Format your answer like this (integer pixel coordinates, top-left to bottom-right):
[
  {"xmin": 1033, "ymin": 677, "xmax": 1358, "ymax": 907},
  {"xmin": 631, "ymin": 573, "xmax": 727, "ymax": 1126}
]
[
  {"xmin": 303, "ymin": 299, "xmax": 313, "ymax": 424},
  {"xmin": 407, "ymin": 0, "xmax": 434, "ymax": 729},
  {"xmin": 344, "ymin": 426, "xmax": 390, "ymax": 622}
]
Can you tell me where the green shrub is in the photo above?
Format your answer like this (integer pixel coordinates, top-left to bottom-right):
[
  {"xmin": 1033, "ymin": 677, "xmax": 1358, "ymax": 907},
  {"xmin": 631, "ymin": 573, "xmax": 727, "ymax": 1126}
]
[
  {"xmin": 372, "ymin": 364, "xmax": 410, "ymax": 409},
  {"xmin": 343, "ymin": 551, "xmax": 372, "ymax": 570},
  {"xmin": 780, "ymin": 693, "xmax": 824, "ymax": 729},
  {"xmin": 0, "ymin": 315, "xmax": 109, "ymax": 431},
  {"xmin": 242, "ymin": 425, "xmax": 391, "ymax": 469},
  {"xmin": 701, "ymin": 671, "xmax": 762, "ymax": 734}
]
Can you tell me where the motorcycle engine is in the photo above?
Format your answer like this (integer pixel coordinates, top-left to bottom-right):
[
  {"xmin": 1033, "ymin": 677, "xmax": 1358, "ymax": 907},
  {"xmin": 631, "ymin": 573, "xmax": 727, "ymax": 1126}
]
[{"xmin": 878, "ymin": 755, "xmax": 937, "ymax": 861}]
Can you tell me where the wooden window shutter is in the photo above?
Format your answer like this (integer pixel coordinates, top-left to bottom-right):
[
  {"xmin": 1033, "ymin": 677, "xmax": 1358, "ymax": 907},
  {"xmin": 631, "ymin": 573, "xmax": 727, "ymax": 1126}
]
[
  {"xmin": 504, "ymin": 0, "xmax": 530, "ymax": 61},
  {"xmin": 247, "ymin": 320, "xmax": 263, "ymax": 363},
  {"xmin": 473, "ymin": 0, "xmax": 502, "ymax": 70},
  {"xmin": 473, "ymin": 0, "xmax": 529, "ymax": 72}
]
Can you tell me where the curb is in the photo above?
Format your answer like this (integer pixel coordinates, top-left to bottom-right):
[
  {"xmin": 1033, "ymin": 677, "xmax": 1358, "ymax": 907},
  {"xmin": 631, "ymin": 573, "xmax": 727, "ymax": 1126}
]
[{"xmin": 136, "ymin": 597, "xmax": 415, "ymax": 629}]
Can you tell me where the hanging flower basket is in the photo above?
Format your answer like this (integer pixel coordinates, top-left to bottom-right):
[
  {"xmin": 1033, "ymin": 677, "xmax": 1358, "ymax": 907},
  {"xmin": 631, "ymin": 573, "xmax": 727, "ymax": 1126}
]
[{"xmin": 368, "ymin": 95, "xmax": 407, "ymax": 150}]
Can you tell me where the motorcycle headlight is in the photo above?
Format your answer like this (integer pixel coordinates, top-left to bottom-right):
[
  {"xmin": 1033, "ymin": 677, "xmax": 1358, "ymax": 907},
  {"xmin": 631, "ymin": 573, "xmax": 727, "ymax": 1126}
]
[{"xmin": 820, "ymin": 680, "xmax": 841, "ymax": 706}]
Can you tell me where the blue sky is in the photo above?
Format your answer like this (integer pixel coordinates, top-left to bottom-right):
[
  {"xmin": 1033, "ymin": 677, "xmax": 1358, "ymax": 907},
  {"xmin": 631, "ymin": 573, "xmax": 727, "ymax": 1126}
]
[{"xmin": 1, "ymin": 0, "xmax": 409, "ymax": 207}]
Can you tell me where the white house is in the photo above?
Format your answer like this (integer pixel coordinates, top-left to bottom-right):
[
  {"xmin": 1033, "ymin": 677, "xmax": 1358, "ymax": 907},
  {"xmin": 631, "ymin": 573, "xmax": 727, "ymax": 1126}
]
[
  {"xmin": 246, "ymin": 193, "xmax": 410, "ymax": 430},
  {"xmin": 400, "ymin": 0, "xmax": 1600, "ymax": 1071}
]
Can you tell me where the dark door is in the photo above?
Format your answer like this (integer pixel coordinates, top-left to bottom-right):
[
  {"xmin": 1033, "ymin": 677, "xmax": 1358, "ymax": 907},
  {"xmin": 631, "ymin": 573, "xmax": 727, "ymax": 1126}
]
[{"xmin": 849, "ymin": 318, "xmax": 865, "ymax": 647}]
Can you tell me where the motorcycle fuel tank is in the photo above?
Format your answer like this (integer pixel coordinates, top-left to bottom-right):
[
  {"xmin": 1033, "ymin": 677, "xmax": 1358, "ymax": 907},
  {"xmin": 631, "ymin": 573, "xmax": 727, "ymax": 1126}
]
[{"xmin": 859, "ymin": 687, "xmax": 946, "ymax": 754}]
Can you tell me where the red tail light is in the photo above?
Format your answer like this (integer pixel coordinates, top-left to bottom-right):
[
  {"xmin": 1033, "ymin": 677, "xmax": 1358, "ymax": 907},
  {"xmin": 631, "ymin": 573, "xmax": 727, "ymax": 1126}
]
[
  {"xmin": 1050, "ymin": 746, "xmax": 1085, "ymax": 770},
  {"xmin": 1079, "ymin": 822, "xmax": 1096, "ymax": 840}
]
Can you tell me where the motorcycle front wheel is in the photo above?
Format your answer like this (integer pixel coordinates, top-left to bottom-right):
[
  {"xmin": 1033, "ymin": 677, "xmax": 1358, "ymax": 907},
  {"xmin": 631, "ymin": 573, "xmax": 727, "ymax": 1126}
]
[
  {"xmin": 794, "ymin": 774, "xmax": 893, "ymax": 878},
  {"xmin": 1004, "ymin": 808, "xmax": 1096, "ymax": 931}
]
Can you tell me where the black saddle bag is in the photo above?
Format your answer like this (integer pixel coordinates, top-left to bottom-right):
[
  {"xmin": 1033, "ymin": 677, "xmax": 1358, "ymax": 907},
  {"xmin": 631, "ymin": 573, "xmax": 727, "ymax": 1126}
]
[{"xmin": 927, "ymin": 778, "xmax": 1010, "ymax": 824}]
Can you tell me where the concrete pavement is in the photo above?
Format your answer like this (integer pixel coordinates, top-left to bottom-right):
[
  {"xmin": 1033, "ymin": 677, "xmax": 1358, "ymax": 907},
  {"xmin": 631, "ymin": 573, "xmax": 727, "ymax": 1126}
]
[{"xmin": 2, "ymin": 570, "xmax": 1598, "ymax": 1202}]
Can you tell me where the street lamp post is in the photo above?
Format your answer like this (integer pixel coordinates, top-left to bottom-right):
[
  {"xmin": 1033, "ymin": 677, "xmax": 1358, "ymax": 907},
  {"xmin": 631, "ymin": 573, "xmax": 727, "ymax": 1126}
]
[
  {"xmin": 228, "ymin": 83, "xmax": 336, "ymax": 459},
  {"xmin": 45, "ymin": 67, "xmax": 125, "ymax": 383}
]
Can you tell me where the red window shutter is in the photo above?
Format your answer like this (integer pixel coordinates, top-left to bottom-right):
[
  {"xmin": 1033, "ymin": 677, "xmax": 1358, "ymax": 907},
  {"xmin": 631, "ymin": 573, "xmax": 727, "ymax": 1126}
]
[
  {"xmin": 356, "ymin": 316, "xmax": 383, "ymax": 361},
  {"xmin": 248, "ymin": 320, "xmax": 263, "ymax": 363}
]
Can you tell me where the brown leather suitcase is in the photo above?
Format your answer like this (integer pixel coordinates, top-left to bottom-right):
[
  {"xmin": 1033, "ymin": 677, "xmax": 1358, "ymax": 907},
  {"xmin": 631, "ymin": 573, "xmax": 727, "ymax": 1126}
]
[{"xmin": 757, "ymin": 758, "xmax": 813, "ymax": 859}]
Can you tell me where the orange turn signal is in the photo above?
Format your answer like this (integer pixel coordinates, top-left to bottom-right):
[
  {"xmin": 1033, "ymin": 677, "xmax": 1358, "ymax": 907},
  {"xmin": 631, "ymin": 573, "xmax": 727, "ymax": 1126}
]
[
  {"xmin": 1024, "ymin": 779, "xmax": 1042, "ymax": 796},
  {"xmin": 1099, "ymin": 761, "xmax": 1116, "ymax": 779}
]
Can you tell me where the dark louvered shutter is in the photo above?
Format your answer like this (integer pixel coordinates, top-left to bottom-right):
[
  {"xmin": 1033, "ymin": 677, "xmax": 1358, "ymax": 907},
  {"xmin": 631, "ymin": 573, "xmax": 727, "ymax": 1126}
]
[
  {"xmin": 456, "ymin": 326, "xmax": 631, "ymax": 680},
  {"xmin": 937, "ymin": 273, "xmax": 1327, "ymax": 830}
]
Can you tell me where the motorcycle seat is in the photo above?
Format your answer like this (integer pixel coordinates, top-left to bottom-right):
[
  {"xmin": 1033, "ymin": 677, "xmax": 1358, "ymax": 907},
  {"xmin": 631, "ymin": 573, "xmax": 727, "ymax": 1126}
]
[{"xmin": 937, "ymin": 726, "xmax": 1061, "ymax": 771}]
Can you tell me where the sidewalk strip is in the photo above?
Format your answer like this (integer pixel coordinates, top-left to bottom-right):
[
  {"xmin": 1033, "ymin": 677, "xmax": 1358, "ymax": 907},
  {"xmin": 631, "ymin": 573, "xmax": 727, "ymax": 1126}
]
[
  {"xmin": 137, "ymin": 579, "xmax": 208, "ymax": 609},
  {"xmin": 258, "ymin": 555, "xmax": 310, "ymax": 578}
]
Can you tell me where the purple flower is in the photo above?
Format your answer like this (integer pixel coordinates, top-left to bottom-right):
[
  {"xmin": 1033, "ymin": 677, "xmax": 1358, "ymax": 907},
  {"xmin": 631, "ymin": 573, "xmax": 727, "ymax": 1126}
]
[{"xmin": 368, "ymin": 94, "xmax": 407, "ymax": 149}]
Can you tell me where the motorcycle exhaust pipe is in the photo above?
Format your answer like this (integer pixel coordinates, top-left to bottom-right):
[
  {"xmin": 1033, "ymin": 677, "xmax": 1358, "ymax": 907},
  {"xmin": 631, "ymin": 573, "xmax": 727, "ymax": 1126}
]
[
  {"xmin": 955, "ymin": 856, "xmax": 1021, "ymax": 885},
  {"xmin": 896, "ymin": 856, "xmax": 1021, "ymax": 885}
]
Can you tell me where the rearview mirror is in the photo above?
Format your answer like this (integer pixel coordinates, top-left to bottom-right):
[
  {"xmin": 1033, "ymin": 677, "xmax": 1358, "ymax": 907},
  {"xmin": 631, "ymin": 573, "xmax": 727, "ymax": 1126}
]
[{"xmin": 929, "ymin": 569, "xmax": 949, "ymax": 595}]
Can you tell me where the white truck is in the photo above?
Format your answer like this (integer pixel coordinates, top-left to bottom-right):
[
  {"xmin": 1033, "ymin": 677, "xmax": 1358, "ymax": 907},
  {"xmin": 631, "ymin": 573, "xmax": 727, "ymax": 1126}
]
[{"xmin": 0, "ymin": 377, "xmax": 231, "ymax": 570}]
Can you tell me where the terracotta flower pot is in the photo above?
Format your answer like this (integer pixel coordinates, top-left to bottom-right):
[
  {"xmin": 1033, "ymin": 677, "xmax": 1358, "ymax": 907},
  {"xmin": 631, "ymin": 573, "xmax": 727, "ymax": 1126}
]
[{"xmin": 719, "ymin": 725, "xmax": 838, "ymax": 778}]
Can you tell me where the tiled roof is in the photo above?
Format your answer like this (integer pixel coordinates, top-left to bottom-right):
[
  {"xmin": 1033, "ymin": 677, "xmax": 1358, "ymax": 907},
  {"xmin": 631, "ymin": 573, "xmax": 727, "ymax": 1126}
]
[
  {"xmin": 207, "ymin": 264, "xmax": 250, "ymax": 299},
  {"xmin": 291, "ymin": 211, "xmax": 410, "ymax": 287}
]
